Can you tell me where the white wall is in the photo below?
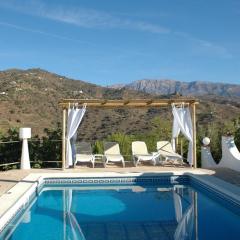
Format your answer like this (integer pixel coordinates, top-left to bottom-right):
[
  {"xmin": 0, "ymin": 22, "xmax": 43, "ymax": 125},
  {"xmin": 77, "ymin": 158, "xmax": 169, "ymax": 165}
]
[{"xmin": 201, "ymin": 136, "xmax": 240, "ymax": 172}]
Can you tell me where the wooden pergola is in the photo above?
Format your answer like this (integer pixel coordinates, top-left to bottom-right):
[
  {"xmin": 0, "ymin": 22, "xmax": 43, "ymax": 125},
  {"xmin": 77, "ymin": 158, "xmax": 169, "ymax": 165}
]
[{"xmin": 59, "ymin": 98, "xmax": 199, "ymax": 169}]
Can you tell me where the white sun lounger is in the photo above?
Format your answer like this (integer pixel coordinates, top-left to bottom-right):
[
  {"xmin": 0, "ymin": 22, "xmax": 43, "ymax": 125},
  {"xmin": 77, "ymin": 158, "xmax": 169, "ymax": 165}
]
[
  {"xmin": 157, "ymin": 141, "xmax": 183, "ymax": 164},
  {"xmin": 104, "ymin": 142, "xmax": 125, "ymax": 167},
  {"xmin": 132, "ymin": 141, "xmax": 159, "ymax": 166},
  {"xmin": 74, "ymin": 142, "xmax": 95, "ymax": 168}
]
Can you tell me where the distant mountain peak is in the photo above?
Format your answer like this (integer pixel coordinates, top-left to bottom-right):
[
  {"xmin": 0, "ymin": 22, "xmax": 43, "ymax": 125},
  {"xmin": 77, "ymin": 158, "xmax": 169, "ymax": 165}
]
[{"xmin": 111, "ymin": 79, "xmax": 240, "ymax": 97}]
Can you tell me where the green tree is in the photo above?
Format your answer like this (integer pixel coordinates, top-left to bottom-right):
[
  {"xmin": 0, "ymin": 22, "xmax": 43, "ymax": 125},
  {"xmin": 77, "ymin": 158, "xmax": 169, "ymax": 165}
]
[
  {"xmin": 0, "ymin": 128, "xmax": 21, "ymax": 170},
  {"xmin": 233, "ymin": 117, "xmax": 240, "ymax": 150},
  {"xmin": 39, "ymin": 125, "xmax": 62, "ymax": 168},
  {"xmin": 93, "ymin": 140, "xmax": 104, "ymax": 154},
  {"xmin": 106, "ymin": 132, "xmax": 136, "ymax": 160},
  {"xmin": 29, "ymin": 135, "xmax": 42, "ymax": 168}
]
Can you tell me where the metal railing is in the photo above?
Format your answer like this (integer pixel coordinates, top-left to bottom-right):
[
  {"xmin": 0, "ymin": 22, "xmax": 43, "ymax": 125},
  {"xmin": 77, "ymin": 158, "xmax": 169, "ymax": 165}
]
[{"xmin": 0, "ymin": 139, "xmax": 62, "ymax": 170}]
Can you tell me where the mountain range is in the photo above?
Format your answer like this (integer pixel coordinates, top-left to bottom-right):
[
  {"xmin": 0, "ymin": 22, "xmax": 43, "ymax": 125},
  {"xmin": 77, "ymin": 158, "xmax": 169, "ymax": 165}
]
[
  {"xmin": 110, "ymin": 79, "xmax": 240, "ymax": 97},
  {"xmin": 0, "ymin": 68, "xmax": 239, "ymax": 140}
]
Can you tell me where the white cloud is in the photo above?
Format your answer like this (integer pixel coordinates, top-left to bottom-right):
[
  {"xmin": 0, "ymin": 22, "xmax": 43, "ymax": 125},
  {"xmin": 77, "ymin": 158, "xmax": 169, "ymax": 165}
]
[
  {"xmin": 0, "ymin": 21, "xmax": 92, "ymax": 44},
  {"xmin": 196, "ymin": 40, "xmax": 232, "ymax": 59},
  {"xmin": 0, "ymin": 0, "xmax": 232, "ymax": 58},
  {"xmin": 197, "ymin": 39, "xmax": 232, "ymax": 58},
  {"xmin": 174, "ymin": 31, "xmax": 232, "ymax": 58},
  {"xmin": 0, "ymin": 0, "xmax": 170, "ymax": 34}
]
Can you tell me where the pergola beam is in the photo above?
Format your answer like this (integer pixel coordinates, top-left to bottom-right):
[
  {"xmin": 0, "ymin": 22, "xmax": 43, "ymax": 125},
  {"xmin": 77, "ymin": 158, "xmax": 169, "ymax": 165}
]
[{"xmin": 59, "ymin": 98, "xmax": 198, "ymax": 108}]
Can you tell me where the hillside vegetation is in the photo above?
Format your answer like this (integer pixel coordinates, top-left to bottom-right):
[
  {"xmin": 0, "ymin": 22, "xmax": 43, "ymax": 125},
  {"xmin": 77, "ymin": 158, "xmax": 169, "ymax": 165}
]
[{"xmin": 0, "ymin": 68, "xmax": 239, "ymax": 143}]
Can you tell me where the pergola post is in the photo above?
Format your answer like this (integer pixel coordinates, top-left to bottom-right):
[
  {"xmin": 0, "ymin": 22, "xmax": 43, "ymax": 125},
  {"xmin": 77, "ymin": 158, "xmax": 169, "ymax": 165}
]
[
  {"xmin": 62, "ymin": 108, "xmax": 67, "ymax": 170},
  {"xmin": 192, "ymin": 103, "xmax": 197, "ymax": 168}
]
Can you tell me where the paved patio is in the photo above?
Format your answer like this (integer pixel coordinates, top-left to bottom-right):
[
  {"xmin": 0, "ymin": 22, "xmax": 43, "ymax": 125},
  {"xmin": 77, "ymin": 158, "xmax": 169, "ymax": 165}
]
[{"xmin": 0, "ymin": 166, "xmax": 239, "ymax": 197}]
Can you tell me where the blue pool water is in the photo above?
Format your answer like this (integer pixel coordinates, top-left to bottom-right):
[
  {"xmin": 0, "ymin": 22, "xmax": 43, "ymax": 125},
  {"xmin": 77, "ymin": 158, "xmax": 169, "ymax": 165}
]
[{"xmin": 1, "ymin": 179, "xmax": 240, "ymax": 240}]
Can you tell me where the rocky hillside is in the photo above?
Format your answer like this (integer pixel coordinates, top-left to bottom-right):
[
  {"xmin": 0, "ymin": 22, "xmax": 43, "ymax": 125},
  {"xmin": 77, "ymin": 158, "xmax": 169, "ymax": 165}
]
[
  {"xmin": 0, "ymin": 69, "xmax": 239, "ymax": 140},
  {"xmin": 111, "ymin": 79, "xmax": 240, "ymax": 97},
  {"xmin": 0, "ymin": 68, "xmax": 152, "ymax": 139}
]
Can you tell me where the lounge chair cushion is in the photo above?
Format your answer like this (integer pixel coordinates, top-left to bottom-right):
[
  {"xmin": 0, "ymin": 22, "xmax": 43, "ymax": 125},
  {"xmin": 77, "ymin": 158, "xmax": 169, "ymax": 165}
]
[
  {"xmin": 157, "ymin": 141, "xmax": 182, "ymax": 160},
  {"xmin": 75, "ymin": 154, "xmax": 94, "ymax": 162},
  {"xmin": 105, "ymin": 154, "xmax": 123, "ymax": 162},
  {"xmin": 134, "ymin": 154, "xmax": 155, "ymax": 161},
  {"xmin": 132, "ymin": 141, "xmax": 148, "ymax": 155},
  {"xmin": 104, "ymin": 143, "xmax": 121, "ymax": 155},
  {"xmin": 103, "ymin": 142, "xmax": 125, "ymax": 167},
  {"xmin": 161, "ymin": 152, "xmax": 182, "ymax": 159}
]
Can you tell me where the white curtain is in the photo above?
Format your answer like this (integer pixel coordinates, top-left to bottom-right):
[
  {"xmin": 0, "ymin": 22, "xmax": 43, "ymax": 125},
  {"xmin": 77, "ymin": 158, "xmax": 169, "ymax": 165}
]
[
  {"xmin": 65, "ymin": 190, "xmax": 86, "ymax": 240},
  {"xmin": 66, "ymin": 105, "xmax": 86, "ymax": 168},
  {"xmin": 174, "ymin": 204, "xmax": 194, "ymax": 240},
  {"xmin": 66, "ymin": 189, "xmax": 72, "ymax": 213},
  {"xmin": 172, "ymin": 104, "xmax": 193, "ymax": 165},
  {"xmin": 71, "ymin": 133, "xmax": 78, "ymax": 164},
  {"xmin": 172, "ymin": 107, "xmax": 182, "ymax": 152},
  {"xmin": 173, "ymin": 189, "xmax": 183, "ymax": 223}
]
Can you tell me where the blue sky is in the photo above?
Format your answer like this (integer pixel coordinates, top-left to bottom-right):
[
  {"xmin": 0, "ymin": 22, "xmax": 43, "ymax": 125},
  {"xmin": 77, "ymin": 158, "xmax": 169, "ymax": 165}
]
[{"xmin": 0, "ymin": 0, "xmax": 239, "ymax": 85}]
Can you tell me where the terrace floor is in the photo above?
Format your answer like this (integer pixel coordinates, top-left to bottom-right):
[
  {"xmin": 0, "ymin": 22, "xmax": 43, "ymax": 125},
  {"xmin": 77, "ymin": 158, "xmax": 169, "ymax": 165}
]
[{"xmin": 0, "ymin": 165, "xmax": 239, "ymax": 197}]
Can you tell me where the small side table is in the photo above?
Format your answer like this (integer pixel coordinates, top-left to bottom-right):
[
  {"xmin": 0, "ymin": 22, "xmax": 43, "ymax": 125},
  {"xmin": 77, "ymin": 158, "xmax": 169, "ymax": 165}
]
[{"xmin": 94, "ymin": 154, "xmax": 105, "ymax": 167}]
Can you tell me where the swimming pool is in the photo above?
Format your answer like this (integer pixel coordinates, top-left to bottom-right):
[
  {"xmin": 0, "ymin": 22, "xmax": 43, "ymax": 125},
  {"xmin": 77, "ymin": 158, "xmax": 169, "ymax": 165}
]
[{"xmin": 0, "ymin": 175, "xmax": 240, "ymax": 240}]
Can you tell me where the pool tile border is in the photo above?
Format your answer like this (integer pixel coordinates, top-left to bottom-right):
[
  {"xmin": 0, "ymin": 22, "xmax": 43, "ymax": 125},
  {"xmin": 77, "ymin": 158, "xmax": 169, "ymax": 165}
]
[{"xmin": 43, "ymin": 175, "xmax": 189, "ymax": 185}]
